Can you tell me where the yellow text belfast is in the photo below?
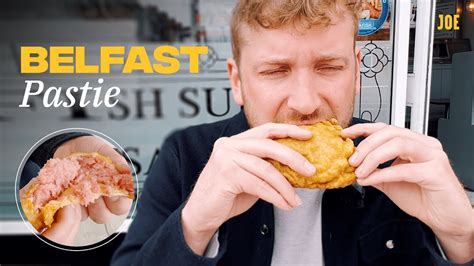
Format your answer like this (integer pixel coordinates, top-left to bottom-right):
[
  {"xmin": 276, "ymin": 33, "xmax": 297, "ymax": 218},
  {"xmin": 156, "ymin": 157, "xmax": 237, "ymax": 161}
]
[{"xmin": 21, "ymin": 46, "xmax": 209, "ymax": 74}]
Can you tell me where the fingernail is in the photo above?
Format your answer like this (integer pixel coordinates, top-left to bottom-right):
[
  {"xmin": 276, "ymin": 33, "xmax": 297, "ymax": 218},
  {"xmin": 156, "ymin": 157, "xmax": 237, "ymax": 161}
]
[
  {"xmin": 304, "ymin": 162, "xmax": 316, "ymax": 174},
  {"xmin": 117, "ymin": 164, "xmax": 131, "ymax": 173},
  {"xmin": 295, "ymin": 194, "xmax": 303, "ymax": 206},
  {"xmin": 349, "ymin": 151, "xmax": 359, "ymax": 165}
]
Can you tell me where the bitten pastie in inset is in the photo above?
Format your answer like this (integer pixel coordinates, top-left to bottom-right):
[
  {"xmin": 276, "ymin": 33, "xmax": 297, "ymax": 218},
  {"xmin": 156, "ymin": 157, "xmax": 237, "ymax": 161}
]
[{"xmin": 20, "ymin": 152, "xmax": 134, "ymax": 232}]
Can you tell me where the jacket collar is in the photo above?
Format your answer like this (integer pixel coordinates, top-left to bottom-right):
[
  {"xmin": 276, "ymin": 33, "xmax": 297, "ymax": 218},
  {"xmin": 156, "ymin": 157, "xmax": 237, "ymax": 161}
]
[{"xmin": 222, "ymin": 109, "xmax": 250, "ymax": 137}]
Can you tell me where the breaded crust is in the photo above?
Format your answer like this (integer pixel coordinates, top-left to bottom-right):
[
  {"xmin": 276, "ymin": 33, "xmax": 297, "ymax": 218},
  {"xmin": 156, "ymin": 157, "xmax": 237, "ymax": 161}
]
[{"xmin": 269, "ymin": 119, "xmax": 356, "ymax": 189}]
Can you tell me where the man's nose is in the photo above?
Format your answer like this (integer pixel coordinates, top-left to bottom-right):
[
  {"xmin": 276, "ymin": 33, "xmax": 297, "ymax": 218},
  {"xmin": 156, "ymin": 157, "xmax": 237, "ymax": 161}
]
[{"xmin": 286, "ymin": 71, "xmax": 322, "ymax": 115}]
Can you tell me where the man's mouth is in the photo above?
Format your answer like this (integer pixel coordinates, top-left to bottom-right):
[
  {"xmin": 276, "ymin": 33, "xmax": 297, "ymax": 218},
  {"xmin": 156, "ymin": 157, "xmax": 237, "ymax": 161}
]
[
  {"xmin": 274, "ymin": 111, "xmax": 337, "ymax": 126},
  {"xmin": 292, "ymin": 116, "xmax": 338, "ymax": 126},
  {"xmin": 296, "ymin": 120, "xmax": 323, "ymax": 125},
  {"xmin": 278, "ymin": 119, "xmax": 327, "ymax": 126}
]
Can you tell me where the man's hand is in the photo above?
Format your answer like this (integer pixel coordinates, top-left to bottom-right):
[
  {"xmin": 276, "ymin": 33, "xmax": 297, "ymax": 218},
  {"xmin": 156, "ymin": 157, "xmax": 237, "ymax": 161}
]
[
  {"xmin": 181, "ymin": 123, "xmax": 316, "ymax": 255},
  {"xmin": 54, "ymin": 136, "xmax": 132, "ymax": 224},
  {"xmin": 342, "ymin": 123, "xmax": 474, "ymax": 263},
  {"xmin": 42, "ymin": 204, "xmax": 82, "ymax": 245}
]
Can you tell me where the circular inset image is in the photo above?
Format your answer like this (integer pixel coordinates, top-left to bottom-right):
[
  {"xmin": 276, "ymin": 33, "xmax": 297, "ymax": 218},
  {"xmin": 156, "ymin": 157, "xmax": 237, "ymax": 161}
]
[{"xmin": 15, "ymin": 128, "xmax": 138, "ymax": 251}]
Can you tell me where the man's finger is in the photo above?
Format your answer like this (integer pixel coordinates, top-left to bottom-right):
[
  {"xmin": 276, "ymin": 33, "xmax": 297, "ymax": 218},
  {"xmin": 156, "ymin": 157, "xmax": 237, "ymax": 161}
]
[
  {"xmin": 232, "ymin": 152, "xmax": 301, "ymax": 208},
  {"xmin": 340, "ymin": 122, "xmax": 388, "ymax": 138},
  {"xmin": 355, "ymin": 138, "xmax": 435, "ymax": 178},
  {"xmin": 96, "ymin": 144, "xmax": 130, "ymax": 173},
  {"xmin": 343, "ymin": 123, "xmax": 442, "ymax": 150},
  {"xmin": 87, "ymin": 197, "xmax": 113, "ymax": 224},
  {"xmin": 235, "ymin": 168, "xmax": 293, "ymax": 211},
  {"xmin": 116, "ymin": 164, "xmax": 132, "ymax": 174},
  {"xmin": 42, "ymin": 204, "xmax": 82, "ymax": 245},
  {"xmin": 356, "ymin": 163, "xmax": 429, "ymax": 187},
  {"xmin": 235, "ymin": 123, "xmax": 312, "ymax": 140},
  {"xmin": 230, "ymin": 138, "xmax": 316, "ymax": 177},
  {"xmin": 103, "ymin": 196, "xmax": 132, "ymax": 215},
  {"xmin": 55, "ymin": 136, "xmax": 132, "ymax": 174},
  {"xmin": 344, "ymin": 124, "xmax": 443, "ymax": 167}
]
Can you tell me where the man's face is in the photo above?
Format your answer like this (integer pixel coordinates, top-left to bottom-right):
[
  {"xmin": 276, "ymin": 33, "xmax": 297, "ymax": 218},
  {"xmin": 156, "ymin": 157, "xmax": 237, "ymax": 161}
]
[{"xmin": 228, "ymin": 15, "xmax": 361, "ymax": 128}]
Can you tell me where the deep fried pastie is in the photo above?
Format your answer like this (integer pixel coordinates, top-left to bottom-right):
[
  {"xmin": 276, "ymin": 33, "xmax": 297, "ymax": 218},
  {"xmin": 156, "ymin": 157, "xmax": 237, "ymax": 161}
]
[{"xmin": 270, "ymin": 119, "xmax": 356, "ymax": 189}]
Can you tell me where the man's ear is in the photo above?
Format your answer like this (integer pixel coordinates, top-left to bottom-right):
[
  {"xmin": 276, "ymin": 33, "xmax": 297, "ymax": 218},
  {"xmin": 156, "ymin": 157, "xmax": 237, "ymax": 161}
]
[
  {"xmin": 355, "ymin": 46, "xmax": 361, "ymax": 95},
  {"xmin": 227, "ymin": 57, "xmax": 244, "ymax": 106}
]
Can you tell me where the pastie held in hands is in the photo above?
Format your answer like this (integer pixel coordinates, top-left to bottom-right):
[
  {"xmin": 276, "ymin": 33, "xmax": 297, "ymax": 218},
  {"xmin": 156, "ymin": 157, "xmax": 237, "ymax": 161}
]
[
  {"xmin": 270, "ymin": 119, "xmax": 356, "ymax": 189},
  {"xmin": 21, "ymin": 152, "xmax": 134, "ymax": 232}
]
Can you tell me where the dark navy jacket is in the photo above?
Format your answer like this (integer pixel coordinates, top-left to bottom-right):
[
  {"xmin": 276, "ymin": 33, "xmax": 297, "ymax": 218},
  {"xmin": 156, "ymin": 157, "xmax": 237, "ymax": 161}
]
[{"xmin": 111, "ymin": 111, "xmax": 461, "ymax": 266}]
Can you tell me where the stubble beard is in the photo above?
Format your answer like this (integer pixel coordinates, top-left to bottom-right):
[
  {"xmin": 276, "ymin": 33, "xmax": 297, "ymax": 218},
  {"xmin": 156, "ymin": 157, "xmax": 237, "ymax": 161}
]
[{"xmin": 241, "ymin": 87, "xmax": 355, "ymax": 129}]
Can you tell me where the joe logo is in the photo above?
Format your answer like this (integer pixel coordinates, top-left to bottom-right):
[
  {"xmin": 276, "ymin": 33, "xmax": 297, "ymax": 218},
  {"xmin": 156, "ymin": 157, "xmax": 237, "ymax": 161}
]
[{"xmin": 437, "ymin": 14, "xmax": 460, "ymax": 31}]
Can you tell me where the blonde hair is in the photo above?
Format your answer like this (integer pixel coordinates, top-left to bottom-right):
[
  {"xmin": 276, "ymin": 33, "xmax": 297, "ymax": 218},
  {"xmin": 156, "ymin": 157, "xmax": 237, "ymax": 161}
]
[{"xmin": 230, "ymin": 0, "xmax": 362, "ymax": 63}]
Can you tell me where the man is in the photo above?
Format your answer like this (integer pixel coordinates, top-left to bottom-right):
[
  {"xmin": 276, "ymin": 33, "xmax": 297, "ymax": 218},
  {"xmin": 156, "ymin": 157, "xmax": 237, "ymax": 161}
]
[{"xmin": 53, "ymin": 0, "xmax": 472, "ymax": 264}]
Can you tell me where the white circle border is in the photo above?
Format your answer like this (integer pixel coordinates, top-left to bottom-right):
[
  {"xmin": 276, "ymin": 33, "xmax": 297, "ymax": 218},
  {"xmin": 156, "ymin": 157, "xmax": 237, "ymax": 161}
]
[{"xmin": 14, "ymin": 127, "xmax": 139, "ymax": 252}]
